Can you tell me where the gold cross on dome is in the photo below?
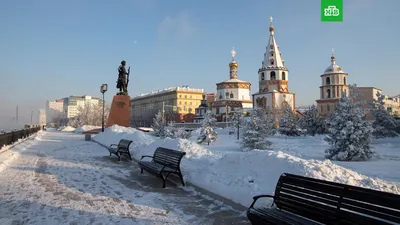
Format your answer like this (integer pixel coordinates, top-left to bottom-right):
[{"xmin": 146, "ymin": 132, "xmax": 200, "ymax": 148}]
[
  {"xmin": 270, "ymin": 16, "xmax": 273, "ymax": 26},
  {"xmin": 231, "ymin": 47, "xmax": 236, "ymax": 60},
  {"xmin": 332, "ymin": 48, "xmax": 335, "ymax": 55}
]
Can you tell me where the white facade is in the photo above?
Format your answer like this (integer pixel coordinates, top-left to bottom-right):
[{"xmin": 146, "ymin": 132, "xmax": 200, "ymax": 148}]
[
  {"xmin": 316, "ymin": 50, "xmax": 349, "ymax": 117},
  {"xmin": 64, "ymin": 95, "xmax": 102, "ymax": 118},
  {"xmin": 211, "ymin": 48, "xmax": 253, "ymax": 119},
  {"xmin": 46, "ymin": 100, "xmax": 64, "ymax": 123},
  {"xmin": 38, "ymin": 109, "xmax": 46, "ymax": 126},
  {"xmin": 253, "ymin": 17, "xmax": 296, "ymax": 111}
]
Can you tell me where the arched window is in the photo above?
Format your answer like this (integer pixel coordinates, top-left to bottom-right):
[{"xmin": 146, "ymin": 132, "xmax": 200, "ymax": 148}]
[
  {"xmin": 230, "ymin": 92, "xmax": 234, "ymax": 98},
  {"xmin": 344, "ymin": 77, "xmax": 347, "ymax": 85},
  {"xmin": 326, "ymin": 89, "xmax": 331, "ymax": 98},
  {"xmin": 261, "ymin": 72, "xmax": 265, "ymax": 80},
  {"xmin": 270, "ymin": 59, "xmax": 274, "ymax": 65},
  {"xmin": 270, "ymin": 71, "xmax": 276, "ymax": 80},
  {"xmin": 282, "ymin": 72, "xmax": 286, "ymax": 80},
  {"xmin": 326, "ymin": 77, "xmax": 331, "ymax": 85},
  {"xmin": 226, "ymin": 92, "xmax": 229, "ymax": 98},
  {"xmin": 270, "ymin": 52, "xmax": 274, "ymax": 57},
  {"xmin": 219, "ymin": 94, "xmax": 223, "ymax": 99}
]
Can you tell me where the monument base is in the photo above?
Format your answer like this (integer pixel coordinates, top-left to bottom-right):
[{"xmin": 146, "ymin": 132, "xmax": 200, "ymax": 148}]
[{"xmin": 106, "ymin": 95, "xmax": 131, "ymax": 128}]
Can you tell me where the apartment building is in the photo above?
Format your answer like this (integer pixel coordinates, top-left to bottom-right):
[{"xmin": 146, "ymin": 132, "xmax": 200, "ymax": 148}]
[
  {"xmin": 356, "ymin": 87, "xmax": 400, "ymax": 119},
  {"xmin": 130, "ymin": 86, "xmax": 206, "ymax": 127},
  {"xmin": 63, "ymin": 95, "xmax": 102, "ymax": 118}
]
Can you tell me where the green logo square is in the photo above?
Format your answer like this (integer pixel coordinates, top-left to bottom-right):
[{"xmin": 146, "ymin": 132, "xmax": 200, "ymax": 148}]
[{"xmin": 321, "ymin": 0, "xmax": 343, "ymax": 22}]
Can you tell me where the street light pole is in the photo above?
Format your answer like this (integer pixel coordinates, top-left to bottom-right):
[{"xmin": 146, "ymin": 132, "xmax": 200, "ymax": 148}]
[{"xmin": 100, "ymin": 84, "xmax": 108, "ymax": 132}]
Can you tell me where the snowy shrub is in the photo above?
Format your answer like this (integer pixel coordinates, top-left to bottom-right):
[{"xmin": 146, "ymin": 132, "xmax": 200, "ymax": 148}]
[
  {"xmin": 370, "ymin": 92, "xmax": 400, "ymax": 138},
  {"xmin": 279, "ymin": 105, "xmax": 302, "ymax": 136},
  {"xmin": 299, "ymin": 105, "xmax": 327, "ymax": 136},
  {"xmin": 325, "ymin": 94, "xmax": 374, "ymax": 161},
  {"xmin": 151, "ymin": 111, "xmax": 166, "ymax": 138},
  {"xmin": 239, "ymin": 108, "xmax": 275, "ymax": 151},
  {"xmin": 67, "ymin": 103, "xmax": 109, "ymax": 127},
  {"xmin": 197, "ymin": 110, "xmax": 218, "ymax": 145}
]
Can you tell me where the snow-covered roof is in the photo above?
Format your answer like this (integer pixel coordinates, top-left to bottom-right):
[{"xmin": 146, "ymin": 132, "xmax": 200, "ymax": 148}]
[
  {"xmin": 218, "ymin": 78, "xmax": 250, "ymax": 84},
  {"xmin": 132, "ymin": 86, "xmax": 205, "ymax": 99},
  {"xmin": 323, "ymin": 51, "xmax": 346, "ymax": 75}
]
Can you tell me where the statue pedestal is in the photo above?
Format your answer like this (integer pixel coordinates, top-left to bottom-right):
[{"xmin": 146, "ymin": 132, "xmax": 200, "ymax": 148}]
[{"xmin": 106, "ymin": 95, "xmax": 131, "ymax": 128}]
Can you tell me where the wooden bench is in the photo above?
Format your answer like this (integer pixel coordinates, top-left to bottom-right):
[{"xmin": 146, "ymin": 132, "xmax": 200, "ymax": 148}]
[
  {"xmin": 108, "ymin": 139, "xmax": 133, "ymax": 161},
  {"xmin": 247, "ymin": 173, "xmax": 400, "ymax": 225},
  {"xmin": 138, "ymin": 147, "xmax": 186, "ymax": 188}
]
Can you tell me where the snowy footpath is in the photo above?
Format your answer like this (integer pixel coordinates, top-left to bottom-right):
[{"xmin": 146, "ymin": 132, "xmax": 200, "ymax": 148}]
[{"xmin": 0, "ymin": 131, "xmax": 248, "ymax": 225}]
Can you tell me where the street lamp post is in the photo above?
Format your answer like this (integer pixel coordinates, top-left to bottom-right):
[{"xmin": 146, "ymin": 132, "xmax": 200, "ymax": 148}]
[{"xmin": 100, "ymin": 84, "xmax": 108, "ymax": 132}]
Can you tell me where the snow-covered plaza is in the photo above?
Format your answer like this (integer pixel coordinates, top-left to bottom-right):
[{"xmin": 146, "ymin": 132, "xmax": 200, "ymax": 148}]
[{"xmin": 0, "ymin": 131, "xmax": 248, "ymax": 225}]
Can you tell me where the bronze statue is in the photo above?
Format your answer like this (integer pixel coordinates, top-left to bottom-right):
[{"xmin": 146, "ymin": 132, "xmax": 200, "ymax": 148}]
[{"xmin": 116, "ymin": 60, "xmax": 130, "ymax": 95}]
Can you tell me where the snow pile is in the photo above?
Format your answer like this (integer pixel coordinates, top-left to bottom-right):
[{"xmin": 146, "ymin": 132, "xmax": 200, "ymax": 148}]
[
  {"xmin": 61, "ymin": 126, "xmax": 75, "ymax": 132},
  {"xmin": 74, "ymin": 125, "xmax": 101, "ymax": 133},
  {"xmin": 94, "ymin": 125, "xmax": 400, "ymax": 207},
  {"xmin": 93, "ymin": 125, "xmax": 156, "ymax": 147}
]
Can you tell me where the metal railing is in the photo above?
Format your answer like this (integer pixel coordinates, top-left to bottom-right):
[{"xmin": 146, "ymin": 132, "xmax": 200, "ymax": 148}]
[{"xmin": 0, "ymin": 127, "xmax": 41, "ymax": 149}]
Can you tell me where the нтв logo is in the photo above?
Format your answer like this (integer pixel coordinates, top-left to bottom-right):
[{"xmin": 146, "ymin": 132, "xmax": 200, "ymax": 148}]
[
  {"xmin": 324, "ymin": 6, "xmax": 340, "ymax": 17},
  {"xmin": 321, "ymin": 0, "xmax": 343, "ymax": 22}
]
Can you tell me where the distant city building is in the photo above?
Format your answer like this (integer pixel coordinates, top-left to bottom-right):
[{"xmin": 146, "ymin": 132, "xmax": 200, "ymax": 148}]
[
  {"xmin": 62, "ymin": 95, "xmax": 102, "ymax": 118},
  {"xmin": 252, "ymin": 17, "xmax": 296, "ymax": 114},
  {"xmin": 356, "ymin": 87, "xmax": 400, "ymax": 119},
  {"xmin": 211, "ymin": 48, "xmax": 252, "ymax": 121},
  {"xmin": 130, "ymin": 86, "xmax": 206, "ymax": 126},
  {"xmin": 316, "ymin": 50, "xmax": 349, "ymax": 118},
  {"xmin": 46, "ymin": 99, "xmax": 64, "ymax": 123},
  {"xmin": 206, "ymin": 93, "xmax": 216, "ymax": 107},
  {"xmin": 193, "ymin": 94, "xmax": 209, "ymax": 123},
  {"xmin": 38, "ymin": 109, "xmax": 46, "ymax": 126}
]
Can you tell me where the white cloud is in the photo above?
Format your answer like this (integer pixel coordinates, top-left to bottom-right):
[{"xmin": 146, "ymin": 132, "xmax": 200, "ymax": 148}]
[{"xmin": 157, "ymin": 10, "xmax": 194, "ymax": 41}]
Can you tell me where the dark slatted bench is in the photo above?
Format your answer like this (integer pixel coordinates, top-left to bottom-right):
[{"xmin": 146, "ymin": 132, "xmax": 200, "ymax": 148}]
[
  {"xmin": 247, "ymin": 173, "xmax": 400, "ymax": 225},
  {"xmin": 138, "ymin": 147, "xmax": 186, "ymax": 188},
  {"xmin": 108, "ymin": 139, "xmax": 133, "ymax": 161}
]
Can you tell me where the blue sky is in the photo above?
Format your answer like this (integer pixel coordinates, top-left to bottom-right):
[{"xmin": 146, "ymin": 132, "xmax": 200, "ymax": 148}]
[{"xmin": 0, "ymin": 0, "xmax": 399, "ymax": 125}]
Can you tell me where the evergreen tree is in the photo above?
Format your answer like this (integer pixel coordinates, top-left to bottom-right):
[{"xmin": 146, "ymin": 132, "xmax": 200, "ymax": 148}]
[
  {"xmin": 371, "ymin": 92, "xmax": 399, "ymax": 138},
  {"xmin": 299, "ymin": 105, "xmax": 327, "ymax": 136},
  {"xmin": 279, "ymin": 105, "xmax": 302, "ymax": 136},
  {"xmin": 197, "ymin": 110, "xmax": 218, "ymax": 145},
  {"xmin": 151, "ymin": 111, "xmax": 166, "ymax": 138},
  {"xmin": 325, "ymin": 95, "xmax": 374, "ymax": 161},
  {"xmin": 239, "ymin": 108, "xmax": 275, "ymax": 151}
]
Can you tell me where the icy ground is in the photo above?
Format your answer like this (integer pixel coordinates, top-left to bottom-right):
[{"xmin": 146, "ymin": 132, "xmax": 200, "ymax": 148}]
[{"xmin": 0, "ymin": 131, "xmax": 248, "ymax": 225}]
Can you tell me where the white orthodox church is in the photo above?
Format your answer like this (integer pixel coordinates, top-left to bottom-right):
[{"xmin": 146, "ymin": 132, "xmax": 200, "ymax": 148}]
[
  {"xmin": 211, "ymin": 48, "xmax": 253, "ymax": 121},
  {"xmin": 316, "ymin": 50, "xmax": 349, "ymax": 117},
  {"xmin": 252, "ymin": 17, "xmax": 296, "ymax": 112}
]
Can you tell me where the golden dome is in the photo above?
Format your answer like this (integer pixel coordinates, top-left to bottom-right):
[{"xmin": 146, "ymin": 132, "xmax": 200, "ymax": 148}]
[
  {"xmin": 229, "ymin": 61, "xmax": 238, "ymax": 68},
  {"xmin": 269, "ymin": 26, "xmax": 274, "ymax": 32}
]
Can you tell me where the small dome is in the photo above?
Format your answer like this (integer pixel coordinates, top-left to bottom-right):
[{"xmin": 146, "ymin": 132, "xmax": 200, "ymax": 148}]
[
  {"xmin": 229, "ymin": 61, "xmax": 238, "ymax": 68},
  {"xmin": 324, "ymin": 64, "xmax": 343, "ymax": 74}
]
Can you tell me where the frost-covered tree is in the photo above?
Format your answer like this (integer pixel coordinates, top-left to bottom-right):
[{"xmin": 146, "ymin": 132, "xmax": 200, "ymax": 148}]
[
  {"xmin": 67, "ymin": 103, "xmax": 109, "ymax": 127},
  {"xmin": 197, "ymin": 110, "xmax": 218, "ymax": 145},
  {"xmin": 299, "ymin": 105, "xmax": 327, "ymax": 136},
  {"xmin": 370, "ymin": 92, "xmax": 399, "ymax": 138},
  {"xmin": 151, "ymin": 111, "xmax": 166, "ymax": 138},
  {"xmin": 325, "ymin": 94, "xmax": 374, "ymax": 161},
  {"xmin": 174, "ymin": 127, "xmax": 192, "ymax": 139},
  {"xmin": 279, "ymin": 105, "xmax": 302, "ymax": 136},
  {"xmin": 239, "ymin": 108, "xmax": 275, "ymax": 151}
]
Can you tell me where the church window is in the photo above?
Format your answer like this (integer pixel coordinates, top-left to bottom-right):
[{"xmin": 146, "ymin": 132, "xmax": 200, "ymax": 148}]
[
  {"xmin": 261, "ymin": 72, "xmax": 265, "ymax": 80},
  {"xmin": 282, "ymin": 72, "xmax": 286, "ymax": 80},
  {"xmin": 270, "ymin": 45, "xmax": 274, "ymax": 49},
  {"xmin": 219, "ymin": 94, "xmax": 223, "ymax": 99},
  {"xmin": 230, "ymin": 92, "xmax": 234, "ymax": 98},
  {"xmin": 271, "ymin": 52, "xmax": 274, "ymax": 57},
  {"xmin": 326, "ymin": 89, "xmax": 331, "ymax": 98},
  {"xmin": 326, "ymin": 77, "xmax": 331, "ymax": 85},
  {"xmin": 270, "ymin": 71, "xmax": 276, "ymax": 80},
  {"xmin": 343, "ymin": 77, "xmax": 347, "ymax": 85},
  {"xmin": 226, "ymin": 92, "xmax": 230, "ymax": 98},
  {"xmin": 270, "ymin": 59, "xmax": 274, "ymax": 65},
  {"xmin": 216, "ymin": 108, "xmax": 220, "ymax": 114}
]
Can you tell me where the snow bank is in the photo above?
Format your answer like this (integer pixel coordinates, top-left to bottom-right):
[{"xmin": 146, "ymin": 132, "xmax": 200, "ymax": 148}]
[
  {"xmin": 74, "ymin": 125, "xmax": 101, "ymax": 133},
  {"xmin": 92, "ymin": 125, "xmax": 156, "ymax": 147},
  {"xmin": 0, "ymin": 131, "xmax": 44, "ymax": 173},
  {"xmin": 94, "ymin": 126, "xmax": 400, "ymax": 207},
  {"xmin": 61, "ymin": 126, "xmax": 75, "ymax": 132}
]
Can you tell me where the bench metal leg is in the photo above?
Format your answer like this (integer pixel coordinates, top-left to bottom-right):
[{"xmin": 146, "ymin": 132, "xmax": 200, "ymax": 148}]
[
  {"xmin": 178, "ymin": 173, "xmax": 185, "ymax": 186},
  {"xmin": 127, "ymin": 151, "xmax": 132, "ymax": 161}
]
